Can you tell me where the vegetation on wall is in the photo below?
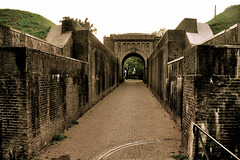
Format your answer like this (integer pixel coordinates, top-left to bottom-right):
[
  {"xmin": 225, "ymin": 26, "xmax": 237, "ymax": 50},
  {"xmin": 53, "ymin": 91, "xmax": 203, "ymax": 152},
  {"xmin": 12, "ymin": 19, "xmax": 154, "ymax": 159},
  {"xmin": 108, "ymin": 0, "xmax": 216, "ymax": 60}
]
[
  {"xmin": 0, "ymin": 9, "xmax": 55, "ymax": 39},
  {"xmin": 207, "ymin": 5, "xmax": 240, "ymax": 35},
  {"xmin": 151, "ymin": 27, "xmax": 167, "ymax": 37},
  {"xmin": 75, "ymin": 17, "xmax": 97, "ymax": 34},
  {"xmin": 62, "ymin": 16, "xmax": 97, "ymax": 34}
]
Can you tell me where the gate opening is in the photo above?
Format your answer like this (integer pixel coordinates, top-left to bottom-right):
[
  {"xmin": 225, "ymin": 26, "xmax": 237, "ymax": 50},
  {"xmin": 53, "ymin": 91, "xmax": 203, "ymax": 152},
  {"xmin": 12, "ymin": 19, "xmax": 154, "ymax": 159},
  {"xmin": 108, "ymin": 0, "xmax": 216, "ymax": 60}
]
[{"xmin": 122, "ymin": 53, "xmax": 145, "ymax": 82}]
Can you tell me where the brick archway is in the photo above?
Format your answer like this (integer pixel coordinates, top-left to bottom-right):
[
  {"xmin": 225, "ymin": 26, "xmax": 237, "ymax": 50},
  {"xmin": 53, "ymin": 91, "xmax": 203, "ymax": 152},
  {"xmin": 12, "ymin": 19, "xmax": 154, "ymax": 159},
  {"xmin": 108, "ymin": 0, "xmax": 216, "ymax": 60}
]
[{"xmin": 119, "ymin": 48, "xmax": 148, "ymax": 83}]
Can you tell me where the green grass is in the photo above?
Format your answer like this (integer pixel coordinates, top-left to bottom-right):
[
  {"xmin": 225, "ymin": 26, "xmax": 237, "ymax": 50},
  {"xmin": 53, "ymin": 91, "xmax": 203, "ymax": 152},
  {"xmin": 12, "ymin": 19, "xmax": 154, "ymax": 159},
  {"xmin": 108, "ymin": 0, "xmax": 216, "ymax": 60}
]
[
  {"xmin": 0, "ymin": 9, "xmax": 55, "ymax": 39},
  {"xmin": 50, "ymin": 134, "xmax": 67, "ymax": 145},
  {"xmin": 170, "ymin": 150, "xmax": 187, "ymax": 160},
  {"xmin": 207, "ymin": 5, "xmax": 240, "ymax": 34},
  {"xmin": 68, "ymin": 120, "xmax": 79, "ymax": 128}
]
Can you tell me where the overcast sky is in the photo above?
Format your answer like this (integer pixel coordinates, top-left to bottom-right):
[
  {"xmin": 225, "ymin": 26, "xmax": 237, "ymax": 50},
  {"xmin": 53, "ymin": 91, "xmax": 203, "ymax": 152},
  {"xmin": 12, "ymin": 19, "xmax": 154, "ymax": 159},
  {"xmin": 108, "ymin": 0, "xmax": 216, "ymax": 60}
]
[{"xmin": 1, "ymin": 0, "xmax": 239, "ymax": 42}]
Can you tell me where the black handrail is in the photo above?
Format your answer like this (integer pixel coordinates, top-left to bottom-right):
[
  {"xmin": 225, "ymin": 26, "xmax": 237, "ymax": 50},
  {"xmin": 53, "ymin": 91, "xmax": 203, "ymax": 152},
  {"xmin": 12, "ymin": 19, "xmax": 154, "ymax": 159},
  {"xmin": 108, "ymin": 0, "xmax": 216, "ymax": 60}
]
[{"xmin": 193, "ymin": 124, "xmax": 240, "ymax": 160}]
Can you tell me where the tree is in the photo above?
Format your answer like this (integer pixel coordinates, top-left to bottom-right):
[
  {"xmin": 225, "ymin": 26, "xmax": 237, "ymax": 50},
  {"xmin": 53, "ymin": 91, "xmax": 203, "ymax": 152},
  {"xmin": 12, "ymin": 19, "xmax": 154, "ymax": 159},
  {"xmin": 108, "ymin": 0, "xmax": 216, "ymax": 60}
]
[
  {"xmin": 63, "ymin": 17, "xmax": 97, "ymax": 34},
  {"xmin": 75, "ymin": 17, "xmax": 97, "ymax": 34},
  {"xmin": 124, "ymin": 56, "xmax": 144, "ymax": 76},
  {"xmin": 151, "ymin": 27, "xmax": 167, "ymax": 37}
]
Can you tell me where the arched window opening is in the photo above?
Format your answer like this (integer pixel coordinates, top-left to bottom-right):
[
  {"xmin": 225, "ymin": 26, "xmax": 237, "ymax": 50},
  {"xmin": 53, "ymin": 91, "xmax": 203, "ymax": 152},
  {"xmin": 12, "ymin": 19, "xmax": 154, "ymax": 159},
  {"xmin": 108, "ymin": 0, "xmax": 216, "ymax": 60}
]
[
  {"xmin": 123, "ymin": 43, "xmax": 126, "ymax": 51},
  {"xmin": 127, "ymin": 43, "xmax": 131, "ymax": 49},
  {"xmin": 118, "ymin": 43, "xmax": 121, "ymax": 52},
  {"xmin": 146, "ymin": 43, "xmax": 150, "ymax": 53},
  {"xmin": 137, "ymin": 43, "xmax": 140, "ymax": 49},
  {"xmin": 132, "ymin": 43, "xmax": 135, "ymax": 48},
  {"xmin": 142, "ymin": 43, "xmax": 145, "ymax": 52}
]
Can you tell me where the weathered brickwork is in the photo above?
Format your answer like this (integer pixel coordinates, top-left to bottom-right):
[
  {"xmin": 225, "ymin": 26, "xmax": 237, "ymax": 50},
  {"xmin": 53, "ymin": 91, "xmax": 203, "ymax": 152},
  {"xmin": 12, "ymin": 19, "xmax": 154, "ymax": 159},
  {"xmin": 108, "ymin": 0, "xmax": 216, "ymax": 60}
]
[
  {"xmin": 148, "ymin": 22, "xmax": 240, "ymax": 159},
  {"xmin": 0, "ymin": 26, "xmax": 118, "ymax": 159},
  {"xmin": 0, "ymin": 75, "xmax": 28, "ymax": 159},
  {"xmin": 104, "ymin": 33, "xmax": 160, "ymax": 83},
  {"xmin": 104, "ymin": 34, "xmax": 160, "ymax": 57},
  {"xmin": 181, "ymin": 76, "xmax": 196, "ymax": 157},
  {"xmin": 0, "ymin": 48, "xmax": 30, "ymax": 159},
  {"xmin": 0, "ymin": 47, "xmax": 89, "ymax": 159},
  {"xmin": 167, "ymin": 57, "xmax": 183, "ymax": 126},
  {"xmin": 0, "ymin": 24, "xmax": 61, "ymax": 55},
  {"xmin": 89, "ymin": 33, "xmax": 118, "ymax": 106},
  {"xmin": 203, "ymin": 78, "xmax": 240, "ymax": 159},
  {"xmin": 203, "ymin": 23, "xmax": 240, "ymax": 45},
  {"xmin": 147, "ymin": 30, "xmax": 185, "ymax": 122},
  {"xmin": 1, "ymin": 17, "xmax": 240, "ymax": 159},
  {"xmin": 182, "ymin": 45, "xmax": 240, "ymax": 159},
  {"xmin": 73, "ymin": 30, "xmax": 118, "ymax": 107}
]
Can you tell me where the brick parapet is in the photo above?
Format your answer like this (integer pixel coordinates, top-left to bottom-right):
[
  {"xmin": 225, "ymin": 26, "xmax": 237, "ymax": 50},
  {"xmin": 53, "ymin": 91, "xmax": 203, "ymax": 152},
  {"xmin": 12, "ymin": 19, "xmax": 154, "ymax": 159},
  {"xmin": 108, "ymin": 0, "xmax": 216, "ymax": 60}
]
[
  {"xmin": 183, "ymin": 45, "xmax": 239, "ymax": 77},
  {"xmin": 0, "ymin": 24, "xmax": 62, "ymax": 55},
  {"xmin": 203, "ymin": 23, "xmax": 240, "ymax": 45}
]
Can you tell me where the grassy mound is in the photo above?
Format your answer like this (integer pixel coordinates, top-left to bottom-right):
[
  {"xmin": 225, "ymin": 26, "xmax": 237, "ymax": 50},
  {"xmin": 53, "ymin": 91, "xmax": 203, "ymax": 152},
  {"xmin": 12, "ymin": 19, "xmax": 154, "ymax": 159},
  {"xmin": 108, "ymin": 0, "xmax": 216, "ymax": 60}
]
[
  {"xmin": 0, "ymin": 9, "xmax": 55, "ymax": 39},
  {"xmin": 207, "ymin": 5, "xmax": 240, "ymax": 34}
]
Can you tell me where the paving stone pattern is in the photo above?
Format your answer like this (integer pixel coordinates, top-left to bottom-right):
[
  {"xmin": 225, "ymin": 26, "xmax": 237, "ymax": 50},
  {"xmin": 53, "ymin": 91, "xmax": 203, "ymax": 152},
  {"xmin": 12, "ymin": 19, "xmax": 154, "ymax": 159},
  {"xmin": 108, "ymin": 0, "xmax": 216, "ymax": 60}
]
[{"xmin": 37, "ymin": 81, "xmax": 181, "ymax": 160}]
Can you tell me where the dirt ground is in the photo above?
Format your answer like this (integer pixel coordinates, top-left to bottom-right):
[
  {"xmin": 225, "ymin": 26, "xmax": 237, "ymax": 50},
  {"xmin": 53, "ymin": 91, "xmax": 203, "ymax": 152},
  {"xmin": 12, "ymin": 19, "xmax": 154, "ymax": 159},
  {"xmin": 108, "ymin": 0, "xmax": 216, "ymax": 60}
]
[{"xmin": 36, "ymin": 80, "xmax": 181, "ymax": 160}]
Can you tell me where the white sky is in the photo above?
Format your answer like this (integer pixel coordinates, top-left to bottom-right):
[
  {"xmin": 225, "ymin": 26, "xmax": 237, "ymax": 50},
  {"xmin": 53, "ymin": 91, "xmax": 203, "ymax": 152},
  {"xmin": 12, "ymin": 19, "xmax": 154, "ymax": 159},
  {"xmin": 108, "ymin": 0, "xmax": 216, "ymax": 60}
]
[{"xmin": 1, "ymin": 0, "xmax": 239, "ymax": 42}]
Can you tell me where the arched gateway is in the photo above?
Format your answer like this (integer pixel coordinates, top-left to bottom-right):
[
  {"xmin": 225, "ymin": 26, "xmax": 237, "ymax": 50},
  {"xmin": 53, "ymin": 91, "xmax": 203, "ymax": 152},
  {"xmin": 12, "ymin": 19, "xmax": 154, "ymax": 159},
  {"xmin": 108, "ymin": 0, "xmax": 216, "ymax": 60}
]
[{"xmin": 104, "ymin": 33, "xmax": 160, "ymax": 82}]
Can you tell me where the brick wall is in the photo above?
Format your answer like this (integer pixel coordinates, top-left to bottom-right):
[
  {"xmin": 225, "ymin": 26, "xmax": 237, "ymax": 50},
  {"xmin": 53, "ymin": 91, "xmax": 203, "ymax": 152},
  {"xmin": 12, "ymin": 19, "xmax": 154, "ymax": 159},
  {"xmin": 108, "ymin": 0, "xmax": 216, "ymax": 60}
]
[
  {"xmin": 182, "ymin": 45, "xmax": 240, "ymax": 159},
  {"xmin": 202, "ymin": 78, "xmax": 240, "ymax": 159},
  {"xmin": 147, "ymin": 30, "xmax": 185, "ymax": 122},
  {"xmin": 0, "ymin": 47, "xmax": 28, "ymax": 159},
  {"xmin": 203, "ymin": 23, "xmax": 240, "ymax": 45},
  {"xmin": 73, "ymin": 30, "xmax": 118, "ymax": 107},
  {"xmin": 167, "ymin": 57, "xmax": 183, "ymax": 126},
  {"xmin": 0, "ymin": 22, "xmax": 118, "ymax": 159},
  {"xmin": 183, "ymin": 45, "xmax": 238, "ymax": 77},
  {"xmin": 0, "ymin": 24, "xmax": 62, "ymax": 55},
  {"xmin": 182, "ymin": 75, "xmax": 196, "ymax": 157},
  {"xmin": 0, "ymin": 47, "xmax": 89, "ymax": 159}
]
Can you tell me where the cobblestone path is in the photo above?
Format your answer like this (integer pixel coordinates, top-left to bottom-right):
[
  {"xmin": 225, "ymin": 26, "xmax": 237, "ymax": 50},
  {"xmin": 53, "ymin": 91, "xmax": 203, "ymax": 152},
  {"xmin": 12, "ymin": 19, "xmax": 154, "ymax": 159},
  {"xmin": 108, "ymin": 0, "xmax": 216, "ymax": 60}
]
[{"xmin": 36, "ymin": 80, "xmax": 181, "ymax": 160}]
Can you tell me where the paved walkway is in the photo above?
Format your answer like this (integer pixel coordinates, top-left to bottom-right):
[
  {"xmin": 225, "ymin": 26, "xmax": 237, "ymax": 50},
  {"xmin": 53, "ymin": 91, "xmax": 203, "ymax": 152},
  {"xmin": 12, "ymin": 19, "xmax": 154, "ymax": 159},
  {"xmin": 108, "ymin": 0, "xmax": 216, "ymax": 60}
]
[{"xmin": 36, "ymin": 80, "xmax": 181, "ymax": 160}]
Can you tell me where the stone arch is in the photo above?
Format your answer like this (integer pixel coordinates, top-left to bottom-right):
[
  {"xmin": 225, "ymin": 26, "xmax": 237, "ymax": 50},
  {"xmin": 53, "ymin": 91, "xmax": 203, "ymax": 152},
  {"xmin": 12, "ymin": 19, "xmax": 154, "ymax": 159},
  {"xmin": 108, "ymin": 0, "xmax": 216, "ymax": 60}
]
[
  {"xmin": 119, "ymin": 48, "xmax": 148, "ymax": 83},
  {"xmin": 120, "ymin": 48, "xmax": 148, "ymax": 64}
]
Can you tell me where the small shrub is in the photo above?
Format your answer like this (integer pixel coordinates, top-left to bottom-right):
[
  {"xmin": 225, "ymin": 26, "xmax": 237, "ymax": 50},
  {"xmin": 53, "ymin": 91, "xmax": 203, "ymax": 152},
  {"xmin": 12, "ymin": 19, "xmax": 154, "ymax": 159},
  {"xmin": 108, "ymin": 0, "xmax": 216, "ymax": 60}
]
[
  {"xmin": 52, "ymin": 134, "xmax": 67, "ymax": 141},
  {"xmin": 50, "ymin": 134, "xmax": 67, "ymax": 145},
  {"xmin": 68, "ymin": 120, "xmax": 79, "ymax": 128},
  {"xmin": 171, "ymin": 150, "xmax": 187, "ymax": 160},
  {"xmin": 72, "ymin": 120, "xmax": 79, "ymax": 124}
]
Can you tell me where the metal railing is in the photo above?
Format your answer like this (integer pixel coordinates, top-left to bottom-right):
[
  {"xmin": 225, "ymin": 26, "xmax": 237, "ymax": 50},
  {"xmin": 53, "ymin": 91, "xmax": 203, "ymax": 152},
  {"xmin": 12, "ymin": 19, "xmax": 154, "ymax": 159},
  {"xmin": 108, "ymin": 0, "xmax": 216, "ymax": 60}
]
[{"xmin": 193, "ymin": 124, "xmax": 240, "ymax": 160}]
